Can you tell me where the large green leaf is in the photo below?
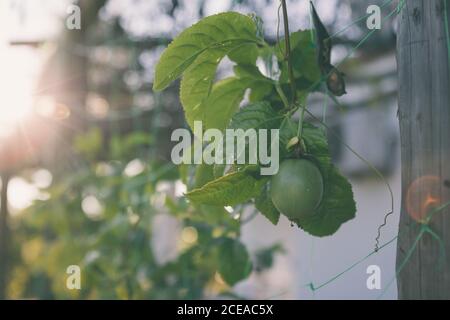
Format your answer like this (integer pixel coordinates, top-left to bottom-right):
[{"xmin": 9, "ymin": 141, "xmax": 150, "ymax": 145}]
[
  {"xmin": 249, "ymin": 82, "xmax": 274, "ymax": 102},
  {"xmin": 230, "ymin": 101, "xmax": 285, "ymax": 172},
  {"xmin": 234, "ymin": 64, "xmax": 274, "ymax": 100},
  {"xmin": 180, "ymin": 48, "xmax": 229, "ymax": 129},
  {"xmin": 230, "ymin": 101, "xmax": 283, "ymax": 131},
  {"xmin": 228, "ymin": 43, "xmax": 259, "ymax": 65},
  {"xmin": 194, "ymin": 163, "xmax": 216, "ymax": 189},
  {"xmin": 302, "ymin": 122, "xmax": 332, "ymax": 171},
  {"xmin": 255, "ymin": 183, "xmax": 280, "ymax": 225},
  {"xmin": 192, "ymin": 164, "xmax": 238, "ymax": 227},
  {"xmin": 217, "ymin": 237, "xmax": 252, "ymax": 286},
  {"xmin": 153, "ymin": 12, "xmax": 259, "ymax": 91},
  {"xmin": 180, "ymin": 55, "xmax": 269, "ymax": 132},
  {"xmin": 227, "ymin": 101, "xmax": 283, "ymax": 167},
  {"xmin": 198, "ymin": 77, "xmax": 250, "ymax": 131},
  {"xmin": 183, "ymin": 71, "xmax": 273, "ymax": 131},
  {"xmin": 276, "ymin": 30, "xmax": 321, "ymax": 84},
  {"xmin": 186, "ymin": 166, "xmax": 268, "ymax": 206},
  {"xmin": 294, "ymin": 123, "xmax": 356, "ymax": 236},
  {"xmin": 295, "ymin": 164, "xmax": 356, "ymax": 236}
]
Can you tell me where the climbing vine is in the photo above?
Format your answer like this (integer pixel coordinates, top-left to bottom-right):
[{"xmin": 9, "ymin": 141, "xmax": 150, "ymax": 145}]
[{"xmin": 154, "ymin": 2, "xmax": 356, "ymax": 238}]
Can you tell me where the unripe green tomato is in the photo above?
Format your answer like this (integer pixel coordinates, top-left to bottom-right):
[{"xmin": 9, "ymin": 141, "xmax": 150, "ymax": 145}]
[{"xmin": 270, "ymin": 159, "xmax": 324, "ymax": 220}]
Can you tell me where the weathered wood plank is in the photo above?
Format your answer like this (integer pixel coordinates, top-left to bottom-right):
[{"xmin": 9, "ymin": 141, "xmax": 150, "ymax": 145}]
[
  {"xmin": 0, "ymin": 174, "xmax": 10, "ymax": 300},
  {"xmin": 397, "ymin": 0, "xmax": 450, "ymax": 299}
]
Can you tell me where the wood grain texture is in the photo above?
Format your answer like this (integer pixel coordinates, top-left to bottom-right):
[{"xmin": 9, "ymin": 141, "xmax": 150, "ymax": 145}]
[
  {"xmin": 0, "ymin": 174, "xmax": 10, "ymax": 300},
  {"xmin": 397, "ymin": 0, "xmax": 450, "ymax": 299}
]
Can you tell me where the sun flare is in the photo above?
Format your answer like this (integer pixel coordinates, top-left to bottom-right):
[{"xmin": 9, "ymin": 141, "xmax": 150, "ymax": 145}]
[
  {"xmin": 0, "ymin": 3, "xmax": 39, "ymax": 139},
  {"xmin": 0, "ymin": 47, "xmax": 36, "ymax": 138}
]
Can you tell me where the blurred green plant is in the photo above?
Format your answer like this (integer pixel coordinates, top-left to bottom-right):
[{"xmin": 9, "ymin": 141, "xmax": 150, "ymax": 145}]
[{"xmin": 8, "ymin": 129, "xmax": 281, "ymax": 299}]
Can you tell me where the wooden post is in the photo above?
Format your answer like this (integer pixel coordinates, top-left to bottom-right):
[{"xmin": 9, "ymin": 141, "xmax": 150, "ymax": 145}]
[
  {"xmin": 0, "ymin": 173, "xmax": 10, "ymax": 300},
  {"xmin": 397, "ymin": 0, "xmax": 450, "ymax": 299}
]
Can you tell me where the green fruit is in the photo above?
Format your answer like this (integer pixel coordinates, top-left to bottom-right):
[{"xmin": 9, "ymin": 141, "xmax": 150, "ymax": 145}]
[{"xmin": 271, "ymin": 159, "xmax": 324, "ymax": 219}]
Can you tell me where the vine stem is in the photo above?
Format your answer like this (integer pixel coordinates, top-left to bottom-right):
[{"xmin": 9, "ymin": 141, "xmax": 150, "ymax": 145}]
[
  {"xmin": 297, "ymin": 103, "xmax": 306, "ymax": 140},
  {"xmin": 280, "ymin": 0, "xmax": 296, "ymax": 106},
  {"xmin": 275, "ymin": 83, "xmax": 289, "ymax": 108},
  {"xmin": 280, "ymin": 1, "xmax": 306, "ymax": 142}
]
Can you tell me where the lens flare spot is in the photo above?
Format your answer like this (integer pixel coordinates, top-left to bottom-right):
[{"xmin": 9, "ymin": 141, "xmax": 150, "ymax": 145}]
[
  {"xmin": 406, "ymin": 175, "xmax": 442, "ymax": 223},
  {"xmin": 35, "ymin": 96, "xmax": 71, "ymax": 120},
  {"xmin": 87, "ymin": 93, "xmax": 110, "ymax": 119}
]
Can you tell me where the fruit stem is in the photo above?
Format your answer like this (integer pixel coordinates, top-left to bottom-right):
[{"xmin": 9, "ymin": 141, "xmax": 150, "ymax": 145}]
[
  {"xmin": 280, "ymin": 0, "xmax": 296, "ymax": 107},
  {"xmin": 297, "ymin": 103, "xmax": 306, "ymax": 140},
  {"xmin": 275, "ymin": 83, "xmax": 289, "ymax": 109}
]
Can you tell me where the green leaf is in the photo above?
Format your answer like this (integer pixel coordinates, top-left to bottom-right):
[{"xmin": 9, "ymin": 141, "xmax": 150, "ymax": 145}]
[
  {"xmin": 279, "ymin": 118, "xmax": 298, "ymax": 158},
  {"xmin": 227, "ymin": 101, "xmax": 282, "ymax": 167},
  {"xmin": 183, "ymin": 69, "xmax": 273, "ymax": 131},
  {"xmin": 229, "ymin": 102, "xmax": 286, "ymax": 167},
  {"xmin": 294, "ymin": 123, "xmax": 356, "ymax": 236},
  {"xmin": 233, "ymin": 64, "xmax": 274, "ymax": 102},
  {"xmin": 217, "ymin": 237, "xmax": 252, "ymax": 286},
  {"xmin": 183, "ymin": 73, "xmax": 254, "ymax": 132},
  {"xmin": 197, "ymin": 77, "xmax": 250, "ymax": 131},
  {"xmin": 213, "ymin": 163, "xmax": 227, "ymax": 179},
  {"xmin": 295, "ymin": 164, "xmax": 356, "ymax": 237},
  {"xmin": 180, "ymin": 48, "xmax": 229, "ymax": 128},
  {"xmin": 153, "ymin": 12, "xmax": 259, "ymax": 91},
  {"xmin": 249, "ymin": 82, "xmax": 274, "ymax": 102},
  {"xmin": 192, "ymin": 164, "xmax": 238, "ymax": 227},
  {"xmin": 230, "ymin": 101, "xmax": 282, "ymax": 131},
  {"xmin": 303, "ymin": 122, "xmax": 332, "ymax": 168},
  {"xmin": 180, "ymin": 50, "xmax": 264, "ymax": 132},
  {"xmin": 194, "ymin": 163, "xmax": 216, "ymax": 188},
  {"xmin": 186, "ymin": 166, "xmax": 268, "ymax": 206},
  {"xmin": 228, "ymin": 43, "xmax": 259, "ymax": 65},
  {"xmin": 233, "ymin": 64, "xmax": 266, "ymax": 81},
  {"xmin": 276, "ymin": 30, "xmax": 321, "ymax": 84},
  {"xmin": 255, "ymin": 183, "xmax": 280, "ymax": 225}
]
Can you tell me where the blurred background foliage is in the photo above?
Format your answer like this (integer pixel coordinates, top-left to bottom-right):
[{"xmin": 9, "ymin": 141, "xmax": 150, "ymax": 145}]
[{"xmin": 1, "ymin": 0, "xmax": 398, "ymax": 299}]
